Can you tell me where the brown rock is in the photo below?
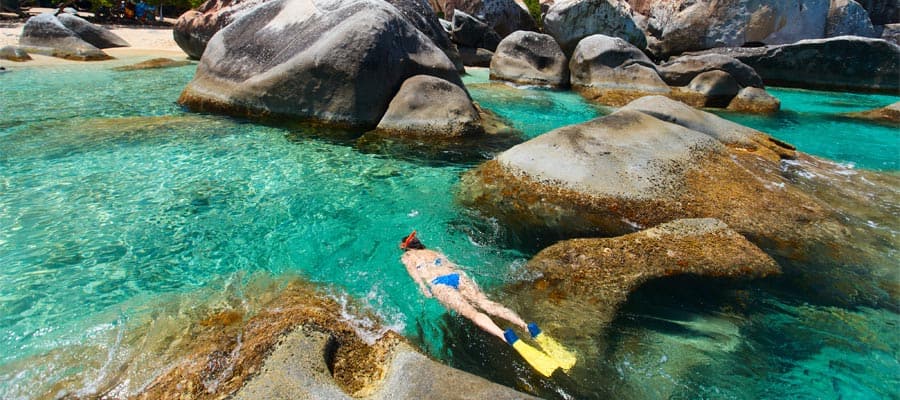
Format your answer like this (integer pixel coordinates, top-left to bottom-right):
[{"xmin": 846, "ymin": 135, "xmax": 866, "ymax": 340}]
[
  {"xmin": 684, "ymin": 70, "xmax": 741, "ymax": 107},
  {"xmin": 0, "ymin": 45, "xmax": 31, "ymax": 61},
  {"xmin": 113, "ymin": 57, "xmax": 192, "ymax": 71},
  {"xmin": 726, "ymin": 86, "xmax": 781, "ymax": 113},
  {"xmin": 843, "ymin": 101, "xmax": 900, "ymax": 124}
]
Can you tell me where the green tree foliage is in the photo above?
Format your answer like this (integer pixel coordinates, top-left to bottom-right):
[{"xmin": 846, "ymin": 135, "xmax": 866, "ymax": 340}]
[{"xmin": 522, "ymin": 0, "xmax": 542, "ymax": 29}]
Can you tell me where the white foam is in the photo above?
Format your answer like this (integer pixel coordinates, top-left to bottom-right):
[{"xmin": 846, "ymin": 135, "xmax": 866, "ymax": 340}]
[{"xmin": 332, "ymin": 291, "xmax": 405, "ymax": 346}]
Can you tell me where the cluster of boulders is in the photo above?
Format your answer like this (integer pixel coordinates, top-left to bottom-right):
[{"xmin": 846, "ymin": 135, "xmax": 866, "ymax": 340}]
[
  {"xmin": 15, "ymin": 13, "xmax": 129, "ymax": 60},
  {"xmin": 431, "ymin": 0, "xmax": 539, "ymax": 68},
  {"xmin": 488, "ymin": 32, "xmax": 782, "ymax": 112}
]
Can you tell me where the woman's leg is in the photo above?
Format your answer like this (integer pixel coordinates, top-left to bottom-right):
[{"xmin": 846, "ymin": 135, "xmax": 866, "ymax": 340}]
[
  {"xmin": 458, "ymin": 277, "xmax": 528, "ymax": 330},
  {"xmin": 431, "ymin": 285, "xmax": 506, "ymax": 341}
]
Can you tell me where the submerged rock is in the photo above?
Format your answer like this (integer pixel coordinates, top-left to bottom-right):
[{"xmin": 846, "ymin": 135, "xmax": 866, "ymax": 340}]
[
  {"xmin": 19, "ymin": 13, "xmax": 112, "ymax": 60},
  {"xmin": 489, "ymin": 30, "xmax": 569, "ymax": 87},
  {"xmin": 56, "ymin": 13, "xmax": 129, "ymax": 49},
  {"xmin": 375, "ymin": 75, "xmax": 483, "ymax": 137},
  {"xmin": 113, "ymin": 57, "xmax": 192, "ymax": 71},
  {"xmin": 843, "ymin": 101, "xmax": 900, "ymax": 124},
  {"xmin": 178, "ymin": 0, "xmax": 462, "ymax": 128},
  {"xmin": 0, "ymin": 45, "xmax": 31, "ymax": 61},
  {"xmin": 543, "ymin": 0, "xmax": 647, "ymax": 54},
  {"xmin": 513, "ymin": 219, "xmax": 779, "ymax": 330}
]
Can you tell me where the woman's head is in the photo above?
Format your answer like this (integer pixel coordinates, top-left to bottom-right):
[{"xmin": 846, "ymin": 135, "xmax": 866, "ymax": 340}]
[{"xmin": 400, "ymin": 230, "xmax": 425, "ymax": 250}]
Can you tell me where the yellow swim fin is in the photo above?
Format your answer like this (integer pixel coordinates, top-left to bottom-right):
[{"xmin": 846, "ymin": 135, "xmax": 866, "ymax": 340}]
[
  {"xmin": 529, "ymin": 323, "xmax": 577, "ymax": 372},
  {"xmin": 504, "ymin": 329, "xmax": 560, "ymax": 377}
]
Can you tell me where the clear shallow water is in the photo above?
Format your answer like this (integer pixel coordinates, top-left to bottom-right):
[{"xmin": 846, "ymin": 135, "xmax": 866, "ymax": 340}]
[
  {"xmin": 717, "ymin": 88, "xmax": 900, "ymax": 171},
  {"xmin": 0, "ymin": 61, "xmax": 897, "ymax": 399}
]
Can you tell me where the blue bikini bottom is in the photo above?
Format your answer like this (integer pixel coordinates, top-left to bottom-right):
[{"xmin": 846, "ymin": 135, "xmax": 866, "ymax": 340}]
[{"xmin": 431, "ymin": 273, "xmax": 460, "ymax": 290}]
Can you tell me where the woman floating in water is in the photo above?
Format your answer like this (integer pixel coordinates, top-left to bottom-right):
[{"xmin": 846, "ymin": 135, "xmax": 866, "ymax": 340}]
[{"xmin": 399, "ymin": 230, "xmax": 576, "ymax": 377}]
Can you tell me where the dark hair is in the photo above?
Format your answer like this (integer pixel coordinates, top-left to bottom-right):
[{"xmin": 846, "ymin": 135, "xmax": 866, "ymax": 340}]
[{"xmin": 400, "ymin": 234, "xmax": 425, "ymax": 250}]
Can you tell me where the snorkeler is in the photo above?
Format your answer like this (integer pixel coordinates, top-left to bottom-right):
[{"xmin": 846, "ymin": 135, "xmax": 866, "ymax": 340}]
[{"xmin": 399, "ymin": 230, "xmax": 576, "ymax": 377}]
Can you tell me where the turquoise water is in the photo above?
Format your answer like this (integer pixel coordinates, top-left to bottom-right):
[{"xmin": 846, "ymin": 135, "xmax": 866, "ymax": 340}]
[
  {"xmin": 717, "ymin": 88, "xmax": 900, "ymax": 171},
  {"xmin": 0, "ymin": 60, "xmax": 898, "ymax": 399}
]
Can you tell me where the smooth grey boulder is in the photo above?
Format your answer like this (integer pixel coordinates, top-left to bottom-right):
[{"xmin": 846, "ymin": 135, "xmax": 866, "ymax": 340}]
[
  {"xmin": 858, "ymin": 0, "xmax": 900, "ymax": 25},
  {"xmin": 376, "ymin": 75, "xmax": 483, "ymax": 137},
  {"xmin": 489, "ymin": 30, "xmax": 568, "ymax": 87},
  {"xmin": 569, "ymin": 34, "xmax": 668, "ymax": 102},
  {"xmin": 174, "ymin": 0, "xmax": 269, "ymax": 59},
  {"xmin": 727, "ymin": 86, "xmax": 781, "ymax": 113},
  {"xmin": 827, "ymin": 0, "xmax": 879, "ymax": 37},
  {"xmin": 713, "ymin": 36, "xmax": 900, "ymax": 93},
  {"xmin": 428, "ymin": 0, "xmax": 538, "ymax": 37},
  {"xmin": 0, "ymin": 45, "xmax": 31, "ymax": 61},
  {"xmin": 56, "ymin": 13, "xmax": 129, "ymax": 48},
  {"xmin": 687, "ymin": 70, "xmax": 740, "ymax": 107},
  {"xmin": 19, "ymin": 13, "xmax": 111, "ymax": 60},
  {"xmin": 544, "ymin": 0, "xmax": 647, "ymax": 54},
  {"xmin": 387, "ymin": 0, "xmax": 465, "ymax": 72},
  {"xmin": 459, "ymin": 46, "xmax": 493, "ymax": 66},
  {"xmin": 178, "ymin": 0, "xmax": 463, "ymax": 128},
  {"xmin": 657, "ymin": 53, "xmax": 763, "ymax": 88},
  {"xmin": 451, "ymin": 10, "xmax": 502, "ymax": 51}
]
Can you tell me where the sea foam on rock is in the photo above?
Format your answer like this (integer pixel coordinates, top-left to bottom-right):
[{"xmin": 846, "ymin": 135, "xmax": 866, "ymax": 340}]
[
  {"xmin": 489, "ymin": 30, "xmax": 569, "ymax": 87},
  {"xmin": 178, "ymin": 0, "xmax": 463, "ymax": 128}
]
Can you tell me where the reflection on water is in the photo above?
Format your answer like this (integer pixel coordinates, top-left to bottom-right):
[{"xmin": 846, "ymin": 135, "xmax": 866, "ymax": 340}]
[{"xmin": 0, "ymin": 60, "xmax": 898, "ymax": 399}]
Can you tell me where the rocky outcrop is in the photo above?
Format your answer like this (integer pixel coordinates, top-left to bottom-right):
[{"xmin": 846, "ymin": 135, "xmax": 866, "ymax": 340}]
[
  {"xmin": 174, "ymin": 0, "xmax": 464, "ymax": 71},
  {"xmin": 694, "ymin": 37, "xmax": 900, "ymax": 93},
  {"xmin": 459, "ymin": 46, "xmax": 493, "ymax": 66},
  {"xmin": 726, "ymin": 86, "xmax": 781, "ymax": 113},
  {"xmin": 827, "ymin": 0, "xmax": 879, "ymax": 37},
  {"xmin": 489, "ymin": 30, "xmax": 569, "ymax": 87},
  {"xmin": 568, "ymin": 34, "xmax": 669, "ymax": 106},
  {"xmin": 882, "ymin": 23, "xmax": 900, "ymax": 45},
  {"xmin": 113, "ymin": 57, "xmax": 193, "ymax": 71},
  {"xmin": 178, "ymin": 0, "xmax": 462, "ymax": 128},
  {"xmin": 56, "ymin": 13, "xmax": 129, "ymax": 49},
  {"xmin": 509, "ymin": 219, "xmax": 779, "ymax": 331},
  {"xmin": 569, "ymin": 35, "xmax": 776, "ymax": 111},
  {"xmin": 174, "ymin": 0, "xmax": 268, "ymax": 59},
  {"xmin": 843, "ymin": 101, "xmax": 900, "ymax": 124},
  {"xmin": 657, "ymin": 54, "xmax": 763, "ymax": 88},
  {"xmin": 543, "ymin": 0, "xmax": 647, "ymax": 54},
  {"xmin": 0, "ymin": 45, "xmax": 31, "ymax": 61},
  {"xmin": 857, "ymin": 0, "xmax": 900, "ymax": 25},
  {"xmin": 19, "ymin": 13, "xmax": 112, "ymax": 60},
  {"xmin": 375, "ymin": 75, "xmax": 483, "ymax": 137},
  {"xmin": 630, "ymin": 0, "xmax": 881, "ymax": 59},
  {"xmin": 451, "ymin": 9, "xmax": 503, "ymax": 51},
  {"xmin": 428, "ymin": 0, "xmax": 538, "ymax": 37}
]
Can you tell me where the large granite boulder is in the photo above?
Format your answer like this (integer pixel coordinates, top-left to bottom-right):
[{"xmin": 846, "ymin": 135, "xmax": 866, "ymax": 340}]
[
  {"xmin": 428, "ymin": 0, "xmax": 538, "ymax": 37},
  {"xmin": 827, "ymin": 0, "xmax": 879, "ymax": 37},
  {"xmin": 0, "ymin": 45, "xmax": 31, "ymax": 61},
  {"xmin": 726, "ymin": 86, "xmax": 781, "ymax": 113},
  {"xmin": 459, "ymin": 95, "xmax": 899, "ymax": 307},
  {"xmin": 696, "ymin": 37, "xmax": 900, "ymax": 93},
  {"xmin": 568, "ymin": 34, "xmax": 669, "ymax": 105},
  {"xmin": 508, "ymin": 219, "xmax": 779, "ymax": 333},
  {"xmin": 489, "ymin": 30, "xmax": 569, "ymax": 87},
  {"xmin": 685, "ymin": 70, "xmax": 741, "ymax": 107},
  {"xmin": 458, "ymin": 46, "xmax": 493, "ymax": 66},
  {"xmin": 19, "ymin": 13, "xmax": 112, "ymax": 60},
  {"xmin": 375, "ymin": 75, "xmax": 483, "ymax": 137},
  {"xmin": 543, "ymin": 0, "xmax": 647, "ymax": 54},
  {"xmin": 657, "ymin": 53, "xmax": 763, "ymax": 88},
  {"xmin": 388, "ymin": 0, "xmax": 465, "ymax": 72},
  {"xmin": 113, "ymin": 57, "xmax": 193, "ymax": 71},
  {"xmin": 857, "ymin": 0, "xmax": 900, "ymax": 25},
  {"xmin": 56, "ymin": 13, "xmax": 129, "ymax": 49},
  {"xmin": 178, "ymin": 0, "xmax": 463, "ymax": 128},
  {"xmin": 451, "ymin": 9, "xmax": 503, "ymax": 51},
  {"xmin": 631, "ymin": 0, "xmax": 832, "ymax": 59},
  {"xmin": 174, "ymin": 0, "xmax": 269, "ymax": 59}
]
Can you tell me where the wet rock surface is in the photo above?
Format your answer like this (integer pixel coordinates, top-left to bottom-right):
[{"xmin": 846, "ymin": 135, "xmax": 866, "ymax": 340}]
[
  {"xmin": 19, "ymin": 13, "xmax": 112, "ymax": 60},
  {"xmin": 843, "ymin": 101, "xmax": 900, "ymax": 124},
  {"xmin": 375, "ymin": 74, "xmax": 483, "ymax": 137},
  {"xmin": 489, "ymin": 30, "xmax": 569, "ymax": 87},
  {"xmin": 726, "ymin": 86, "xmax": 781, "ymax": 113},
  {"xmin": 178, "ymin": 0, "xmax": 462, "ymax": 128},
  {"xmin": 113, "ymin": 57, "xmax": 193, "ymax": 71}
]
